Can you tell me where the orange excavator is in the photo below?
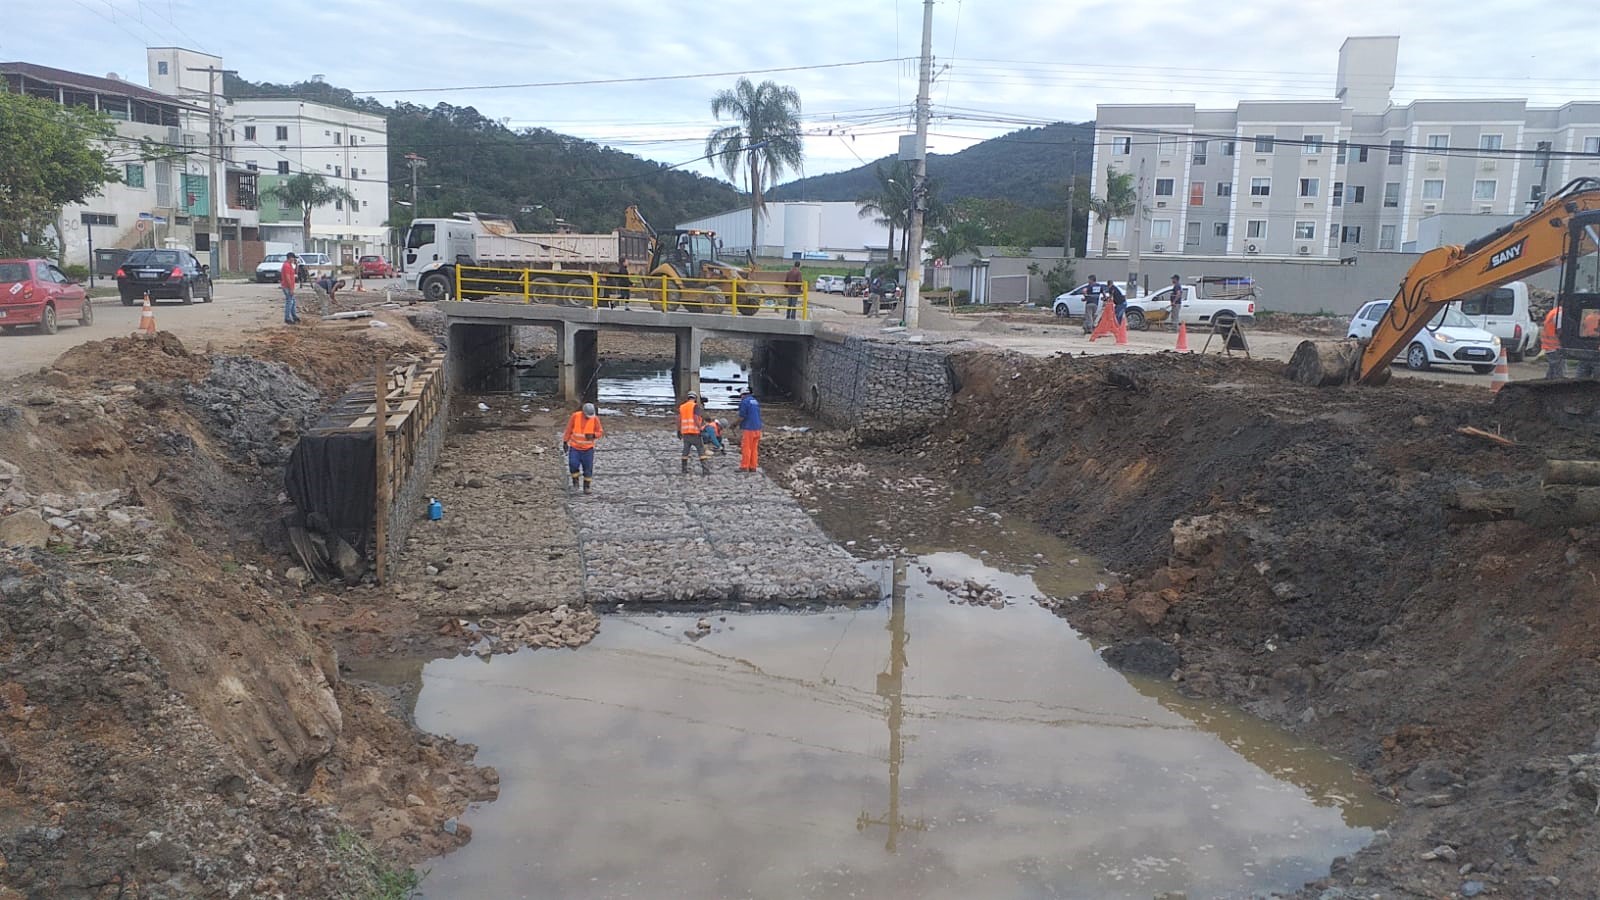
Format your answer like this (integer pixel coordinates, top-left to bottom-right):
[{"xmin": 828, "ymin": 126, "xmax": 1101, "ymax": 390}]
[{"xmin": 1292, "ymin": 177, "xmax": 1600, "ymax": 386}]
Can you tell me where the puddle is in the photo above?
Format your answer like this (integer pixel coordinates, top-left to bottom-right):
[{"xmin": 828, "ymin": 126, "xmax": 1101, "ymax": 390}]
[
  {"xmin": 415, "ymin": 519, "xmax": 1390, "ymax": 897},
  {"xmin": 513, "ymin": 356, "xmax": 750, "ymax": 411}
]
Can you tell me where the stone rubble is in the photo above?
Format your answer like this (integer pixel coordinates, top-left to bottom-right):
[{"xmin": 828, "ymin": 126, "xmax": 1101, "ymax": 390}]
[{"xmin": 0, "ymin": 464, "xmax": 165, "ymax": 551}]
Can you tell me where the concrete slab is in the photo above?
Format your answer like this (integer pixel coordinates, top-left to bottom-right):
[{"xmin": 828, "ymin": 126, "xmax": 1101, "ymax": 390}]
[{"xmin": 438, "ymin": 300, "xmax": 819, "ymax": 338}]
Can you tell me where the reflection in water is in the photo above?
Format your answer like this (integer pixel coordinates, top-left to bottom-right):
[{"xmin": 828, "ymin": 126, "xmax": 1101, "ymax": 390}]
[
  {"xmin": 414, "ymin": 547, "xmax": 1389, "ymax": 899},
  {"xmin": 514, "ymin": 357, "xmax": 749, "ymax": 411}
]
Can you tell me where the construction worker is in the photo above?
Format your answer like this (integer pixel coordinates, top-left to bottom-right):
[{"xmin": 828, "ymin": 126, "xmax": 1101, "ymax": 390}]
[
  {"xmin": 1167, "ymin": 274, "xmax": 1183, "ymax": 332},
  {"xmin": 736, "ymin": 386, "xmax": 762, "ymax": 472},
  {"xmin": 562, "ymin": 402, "xmax": 604, "ymax": 493},
  {"xmin": 1545, "ymin": 306, "xmax": 1599, "ymax": 378},
  {"xmin": 1081, "ymin": 275, "xmax": 1103, "ymax": 336},
  {"xmin": 678, "ymin": 392, "xmax": 711, "ymax": 475},
  {"xmin": 701, "ymin": 417, "xmax": 727, "ymax": 454}
]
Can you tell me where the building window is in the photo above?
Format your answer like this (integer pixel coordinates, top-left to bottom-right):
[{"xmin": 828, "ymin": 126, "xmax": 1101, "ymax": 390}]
[
  {"xmin": 157, "ymin": 61, "xmax": 168, "ymax": 75},
  {"xmin": 1221, "ymin": 141, "xmax": 1235, "ymax": 156},
  {"xmin": 1254, "ymin": 134, "xmax": 1274, "ymax": 153},
  {"xmin": 277, "ymin": 161, "xmax": 290, "ymax": 175},
  {"xmin": 1356, "ymin": 144, "xmax": 1370, "ymax": 163},
  {"xmin": 1155, "ymin": 178, "xmax": 1175, "ymax": 196},
  {"xmin": 1422, "ymin": 179, "xmax": 1445, "ymax": 200},
  {"xmin": 124, "ymin": 163, "xmax": 145, "ymax": 189},
  {"xmin": 1192, "ymin": 140, "xmax": 1207, "ymax": 165},
  {"xmin": 244, "ymin": 125, "xmax": 256, "ymax": 141},
  {"xmin": 1383, "ymin": 182, "xmax": 1401, "ymax": 207},
  {"xmin": 1250, "ymin": 177, "xmax": 1271, "ymax": 197},
  {"xmin": 154, "ymin": 162, "xmax": 171, "ymax": 208},
  {"xmin": 1214, "ymin": 222, "xmax": 1229, "ymax": 237},
  {"xmin": 334, "ymin": 165, "xmax": 342, "ymax": 177},
  {"xmin": 279, "ymin": 196, "xmax": 293, "ymax": 212},
  {"xmin": 1336, "ymin": 140, "xmax": 1348, "ymax": 163},
  {"xmin": 1158, "ymin": 137, "xmax": 1178, "ymax": 156},
  {"xmin": 1216, "ymin": 181, "xmax": 1232, "ymax": 197},
  {"xmin": 275, "ymin": 125, "xmax": 289, "ymax": 141},
  {"xmin": 1388, "ymin": 140, "xmax": 1404, "ymax": 164},
  {"xmin": 1473, "ymin": 179, "xmax": 1497, "ymax": 200},
  {"xmin": 350, "ymin": 134, "xmax": 359, "ymax": 146},
  {"xmin": 334, "ymin": 133, "xmax": 343, "ymax": 145},
  {"xmin": 1152, "ymin": 220, "xmax": 1172, "ymax": 240},
  {"xmin": 1378, "ymin": 224, "xmax": 1397, "ymax": 249},
  {"xmin": 326, "ymin": 164, "xmax": 333, "ymax": 171},
  {"xmin": 1113, "ymin": 137, "xmax": 1131, "ymax": 155},
  {"xmin": 361, "ymin": 168, "xmax": 367, "ymax": 175},
  {"xmin": 1186, "ymin": 221, "xmax": 1201, "ymax": 244},
  {"xmin": 1107, "ymin": 219, "xmax": 1126, "ymax": 240},
  {"xmin": 1189, "ymin": 181, "xmax": 1205, "ymax": 206},
  {"xmin": 1299, "ymin": 178, "xmax": 1320, "ymax": 197},
  {"xmin": 1342, "ymin": 225, "xmax": 1362, "ymax": 244},
  {"xmin": 1479, "ymin": 133, "xmax": 1502, "ymax": 152},
  {"xmin": 1585, "ymin": 137, "xmax": 1600, "ymax": 154},
  {"xmin": 1303, "ymin": 134, "xmax": 1323, "ymax": 154},
  {"xmin": 334, "ymin": 199, "xmax": 343, "ymax": 211},
  {"xmin": 1246, "ymin": 220, "xmax": 1267, "ymax": 239},
  {"xmin": 1427, "ymin": 134, "xmax": 1449, "ymax": 150},
  {"xmin": 1332, "ymin": 181, "xmax": 1344, "ymax": 207},
  {"xmin": 1350, "ymin": 185, "xmax": 1366, "ymax": 204},
  {"xmin": 1295, "ymin": 221, "xmax": 1316, "ymax": 240}
]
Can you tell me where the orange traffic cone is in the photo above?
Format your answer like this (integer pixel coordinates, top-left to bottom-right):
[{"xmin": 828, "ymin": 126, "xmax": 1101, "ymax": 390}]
[
  {"xmin": 1175, "ymin": 322, "xmax": 1190, "ymax": 352},
  {"xmin": 1113, "ymin": 308, "xmax": 1130, "ymax": 345},
  {"xmin": 1088, "ymin": 304, "xmax": 1117, "ymax": 342},
  {"xmin": 137, "ymin": 293, "xmax": 157, "ymax": 337},
  {"xmin": 1490, "ymin": 340, "xmax": 1510, "ymax": 393}
]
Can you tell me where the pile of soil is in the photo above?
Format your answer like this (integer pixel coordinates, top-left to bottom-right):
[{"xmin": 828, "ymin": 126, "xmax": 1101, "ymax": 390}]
[{"xmin": 925, "ymin": 350, "xmax": 1600, "ymax": 896}]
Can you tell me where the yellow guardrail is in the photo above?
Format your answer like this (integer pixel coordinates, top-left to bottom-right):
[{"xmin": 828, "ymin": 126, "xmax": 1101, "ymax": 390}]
[{"xmin": 453, "ymin": 265, "xmax": 809, "ymax": 319}]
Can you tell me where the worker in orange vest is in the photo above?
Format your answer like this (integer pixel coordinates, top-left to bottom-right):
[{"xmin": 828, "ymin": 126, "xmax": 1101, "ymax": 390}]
[
  {"xmin": 678, "ymin": 392, "xmax": 711, "ymax": 475},
  {"xmin": 562, "ymin": 402, "xmax": 605, "ymax": 493}
]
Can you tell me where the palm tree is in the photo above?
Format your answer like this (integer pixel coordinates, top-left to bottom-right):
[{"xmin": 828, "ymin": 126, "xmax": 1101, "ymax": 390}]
[
  {"xmin": 705, "ymin": 79, "xmax": 804, "ymax": 260},
  {"xmin": 857, "ymin": 161, "xmax": 914, "ymax": 265},
  {"xmin": 261, "ymin": 173, "xmax": 357, "ymax": 253},
  {"xmin": 1090, "ymin": 166, "xmax": 1137, "ymax": 257},
  {"xmin": 929, "ymin": 219, "xmax": 984, "ymax": 263}
]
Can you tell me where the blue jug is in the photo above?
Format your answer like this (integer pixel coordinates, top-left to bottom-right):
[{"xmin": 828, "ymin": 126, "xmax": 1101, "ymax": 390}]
[{"xmin": 427, "ymin": 498, "xmax": 443, "ymax": 521}]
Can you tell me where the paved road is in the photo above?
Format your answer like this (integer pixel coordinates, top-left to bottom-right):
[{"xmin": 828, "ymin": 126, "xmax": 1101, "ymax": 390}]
[{"xmin": 0, "ymin": 277, "xmax": 408, "ymax": 379}]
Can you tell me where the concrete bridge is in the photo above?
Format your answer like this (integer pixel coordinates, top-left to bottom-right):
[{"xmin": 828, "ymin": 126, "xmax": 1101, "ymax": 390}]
[{"xmin": 440, "ymin": 301, "xmax": 817, "ymax": 402}]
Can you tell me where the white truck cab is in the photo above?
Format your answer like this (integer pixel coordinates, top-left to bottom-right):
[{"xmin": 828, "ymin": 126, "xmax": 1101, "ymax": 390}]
[
  {"xmin": 402, "ymin": 218, "xmax": 482, "ymax": 292},
  {"xmin": 1456, "ymin": 281, "xmax": 1537, "ymax": 361}
]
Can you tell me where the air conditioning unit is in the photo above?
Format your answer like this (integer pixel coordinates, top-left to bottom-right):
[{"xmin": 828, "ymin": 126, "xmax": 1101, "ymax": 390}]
[
  {"xmin": 1156, "ymin": 201, "xmax": 1168, "ymax": 208},
  {"xmin": 1478, "ymin": 205, "xmax": 1494, "ymax": 214},
  {"xmin": 1297, "ymin": 245, "xmax": 1311, "ymax": 255},
  {"xmin": 1426, "ymin": 160, "xmax": 1442, "ymax": 171},
  {"xmin": 1152, "ymin": 242, "xmax": 1166, "ymax": 252},
  {"xmin": 1423, "ymin": 203, "xmax": 1438, "ymax": 213},
  {"xmin": 1246, "ymin": 243, "xmax": 1260, "ymax": 254},
  {"xmin": 1481, "ymin": 160, "xmax": 1498, "ymax": 171},
  {"xmin": 1106, "ymin": 242, "xmax": 1120, "ymax": 251}
]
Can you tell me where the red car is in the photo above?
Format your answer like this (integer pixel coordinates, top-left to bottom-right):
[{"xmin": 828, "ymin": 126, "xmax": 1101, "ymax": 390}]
[
  {"xmin": 0, "ymin": 258, "xmax": 93, "ymax": 335},
  {"xmin": 359, "ymin": 255, "xmax": 394, "ymax": 278}
]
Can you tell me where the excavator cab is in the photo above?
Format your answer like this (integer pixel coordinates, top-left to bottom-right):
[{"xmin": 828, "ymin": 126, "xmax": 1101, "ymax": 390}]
[
  {"xmin": 1556, "ymin": 208, "xmax": 1600, "ymax": 365},
  {"xmin": 656, "ymin": 230, "xmax": 719, "ymax": 280}
]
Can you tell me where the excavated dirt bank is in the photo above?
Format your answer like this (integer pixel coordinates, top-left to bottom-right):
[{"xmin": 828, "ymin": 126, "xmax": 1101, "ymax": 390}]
[{"xmin": 925, "ymin": 351, "xmax": 1600, "ymax": 897}]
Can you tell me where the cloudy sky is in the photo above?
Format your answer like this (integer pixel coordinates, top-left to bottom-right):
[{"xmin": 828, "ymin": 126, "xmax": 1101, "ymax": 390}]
[{"xmin": 6, "ymin": 0, "xmax": 1594, "ymax": 185}]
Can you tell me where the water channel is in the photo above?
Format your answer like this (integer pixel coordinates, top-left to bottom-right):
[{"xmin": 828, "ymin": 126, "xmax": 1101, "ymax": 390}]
[{"xmin": 412, "ymin": 451, "xmax": 1391, "ymax": 897}]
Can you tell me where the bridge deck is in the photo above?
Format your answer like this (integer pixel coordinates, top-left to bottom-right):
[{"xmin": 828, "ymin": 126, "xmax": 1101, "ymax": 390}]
[{"xmin": 438, "ymin": 301, "xmax": 818, "ymax": 338}]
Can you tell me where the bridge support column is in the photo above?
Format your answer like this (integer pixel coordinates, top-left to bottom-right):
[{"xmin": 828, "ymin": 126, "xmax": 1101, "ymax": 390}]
[
  {"xmin": 673, "ymin": 327, "xmax": 703, "ymax": 399},
  {"xmin": 557, "ymin": 323, "xmax": 599, "ymax": 404}
]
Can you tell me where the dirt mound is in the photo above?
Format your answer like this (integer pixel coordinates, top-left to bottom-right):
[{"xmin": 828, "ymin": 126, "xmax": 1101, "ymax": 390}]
[
  {"xmin": 184, "ymin": 356, "xmax": 322, "ymax": 466},
  {"xmin": 926, "ymin": 351, "xmax": 1600, "ymax": 896},
  {"xmin": 50, "ymin": 331, "xmax": 208, "ymax": 383}
]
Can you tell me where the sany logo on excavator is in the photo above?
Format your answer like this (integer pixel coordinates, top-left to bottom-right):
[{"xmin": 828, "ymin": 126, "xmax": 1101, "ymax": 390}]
[{"xmin": 1487, "ymin": 238, "xmax": 1527, "ymax": 271}]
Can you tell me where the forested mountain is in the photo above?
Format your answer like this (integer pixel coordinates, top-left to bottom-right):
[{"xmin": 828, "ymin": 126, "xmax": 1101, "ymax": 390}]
[
  {"xmin": 223, "ymin": 75, "xmax": 742, "ymax": 233},
  {"xmin": 771, "ymin": 121, "xmax": 1095, "ymax": 206}
]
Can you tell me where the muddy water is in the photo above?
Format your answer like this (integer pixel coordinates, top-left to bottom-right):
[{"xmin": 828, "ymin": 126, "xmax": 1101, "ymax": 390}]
[
  {"xmin": 414, "ymin": 504, "xmax": 1389, "ymax": 898},
  {"xmin": 514, "ymin": 357, "xmax": 750, "ymax": 410}
]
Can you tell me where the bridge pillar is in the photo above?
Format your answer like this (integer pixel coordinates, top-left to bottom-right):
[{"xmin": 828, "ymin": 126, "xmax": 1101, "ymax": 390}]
[
  {"xmin": 556, "ymin": 323, "xmax": 599, "ymax": 404},
  {"xmin": 673, "ymin": 327, "xmax": 703, "ymax": 400},
  {"xmin": 447, "ymin": 322, "xmax": 515, "ymax": 393}
]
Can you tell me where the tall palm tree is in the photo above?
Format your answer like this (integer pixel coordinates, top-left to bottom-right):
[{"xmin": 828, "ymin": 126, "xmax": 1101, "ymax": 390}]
[
  {"xmin": 1090, "ymin": 166, "xmax": 1137, "ymax": 258},
  {"xmin": 705, "ymin": 79, "xmax": 804, "ymax": 260},
  {"xmin": 262, "ymin": 173, "xmax": 357, "ymax": 252},
  {"xmin": 857, "ymin": 161, "xmax": 914, "ymax": 265}
]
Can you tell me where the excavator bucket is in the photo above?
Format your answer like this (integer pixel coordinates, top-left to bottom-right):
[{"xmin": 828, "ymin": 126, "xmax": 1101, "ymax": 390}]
[{"xmin": 1285, "ymin": 339, "xmax": 1382, "ymax": 387}]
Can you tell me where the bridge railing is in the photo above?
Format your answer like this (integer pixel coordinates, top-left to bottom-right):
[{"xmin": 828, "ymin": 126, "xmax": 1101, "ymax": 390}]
[{"xmin": 452, "ymin": 265, "xmax": 809, "ymax": 319}]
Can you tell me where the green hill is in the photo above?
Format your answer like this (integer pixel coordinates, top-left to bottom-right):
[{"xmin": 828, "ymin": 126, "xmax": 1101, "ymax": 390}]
[
  {"xmin": 771, "ymin": 121, "xmax": 1095, "ymax": 206},
  {"xmin": 222, "ymin": 75, "xmax": 742, "ymax": 234}
]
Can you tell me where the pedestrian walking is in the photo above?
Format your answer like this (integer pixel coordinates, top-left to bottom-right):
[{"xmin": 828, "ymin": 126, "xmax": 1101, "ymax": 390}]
[
  {"xmin": 562, "ymin": 402, "xmax": 605, "ymax": 493},
  {"xmin": 783, "ymin": 260, "xmax": 803, "ymax": 320},
  {"xmin": 736, "ymin": 386, "xmax": 763, "ymax": 472},
  {"xmin": 1166, "ymin": 274, "xmax": 1183, "ymax": 331},
  {"xmin": 1081, "ymin": 274, "xmax": 1104, "ymax": 335},
  {"xmin": 678, "ymin": 392, "xmax": 711, "ymax": 475},
  {"xmin": 280, "ymin": 252, "xmax": 301, "ymax": 324}
]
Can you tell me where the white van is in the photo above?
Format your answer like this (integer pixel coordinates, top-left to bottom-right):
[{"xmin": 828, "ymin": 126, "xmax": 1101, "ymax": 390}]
[{"xmin": 1457, "ymin": 281, "xmax": 1538, "ymax": 361}]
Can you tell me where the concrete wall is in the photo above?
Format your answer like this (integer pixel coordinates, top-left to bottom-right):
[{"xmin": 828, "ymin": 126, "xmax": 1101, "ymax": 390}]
[
  {"xmin": 767, "ymin": 332, "xmax": 957, "ymax": 442},
  {"xmin": 382, "ymin": 366, "xmax": 449, "ymax": 582},
  {"xmin": 1084, "ymin": 250, "xmax": 1426, "ymax": 316}
]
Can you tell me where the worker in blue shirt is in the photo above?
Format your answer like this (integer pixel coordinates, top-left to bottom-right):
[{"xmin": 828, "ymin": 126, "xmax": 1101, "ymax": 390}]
[{"xmin": 736, "ymin": 387, "xmax": 762, "ymax": 471}]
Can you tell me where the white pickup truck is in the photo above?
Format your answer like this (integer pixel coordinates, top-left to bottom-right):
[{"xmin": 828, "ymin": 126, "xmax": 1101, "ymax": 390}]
[{"xmin": 1127, "ymin": 284, "xmax": 1257, "ymax": 330}]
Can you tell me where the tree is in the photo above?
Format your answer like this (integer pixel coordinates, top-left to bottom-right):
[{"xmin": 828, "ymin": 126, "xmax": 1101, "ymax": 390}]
[
  {"xmin": 261, "ymin": 173, "xmax": 357, "ymax": 251},
  {"xmin": 929, "ymin": 219, "xmax": 984, "ymax": 263},
  {"xmin": 705, "ymin": 79, "xmax": 804, "ymax": 259},
  {"xmin": 1090, "ymin": 166, "xmax": 1137, "ymax": 257},
  {"xmin": 0, "ymin": 92, "xmax": 120, "ymax": 257},
  {"xmin": 857, "ymin": 160, "xmax": 920, "ymax": 265}
]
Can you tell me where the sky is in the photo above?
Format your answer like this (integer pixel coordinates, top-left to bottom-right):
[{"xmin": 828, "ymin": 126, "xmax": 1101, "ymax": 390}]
[{"xmin": 6, "ymin": 0, "xmax": 1594, "ymax": 188}]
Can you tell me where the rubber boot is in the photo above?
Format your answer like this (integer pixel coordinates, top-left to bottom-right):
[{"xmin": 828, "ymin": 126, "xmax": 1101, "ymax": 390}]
[
  {"xmin": 699, "ymin": 455, "xmax": 711, "ymax": 476},
  {"xmin": 681, "ymin": 458, "xmax": 689, "ymax": 475},
  {"xmin": 582, "ymin": 478, "xmax": 592, "ymax": 494},
  {"xmin": 570, "ymin": 473, "xmax": 580, "ymax": 490}
]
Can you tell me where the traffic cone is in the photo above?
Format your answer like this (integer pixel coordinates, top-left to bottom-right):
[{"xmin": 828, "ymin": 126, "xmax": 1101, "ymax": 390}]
[
  {"xmin": 1490, "ymin": 340, "xmax": 1511, "ymax": 393},
  {"xmin": 1113, "ymin": 309, "xmax": 1130, "ymax": 345},
  {"xmin": 137, "ymin": 293, "xmax": 156, "ymax": 337},
  {"xmin": 1175, "ymin": 323, "xmax": 1190, "ymax": 352},
  {"xmin": 1088, "ymin": 305, "xmax": 1117, "ymax": 342}
]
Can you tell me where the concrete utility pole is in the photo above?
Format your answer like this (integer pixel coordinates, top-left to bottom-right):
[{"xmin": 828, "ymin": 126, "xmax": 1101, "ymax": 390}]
[
  {"xmin": 901, "ymin": 0, "xmax": 935, "ymax": 329},
  {"xmin": 1063, "ymin": 148, "xmax": 1080, "ymax": 259},
  {"xmin": 188, "ymin": 65, "xmax": 236, "ymax": 274},
  {"xmin": 405, "ymin": 153, "xmax": 427, "ymax": 213},
  {"xmin": 1126, "ymin": 156, "xmax": 1146, "ymax": 296}
]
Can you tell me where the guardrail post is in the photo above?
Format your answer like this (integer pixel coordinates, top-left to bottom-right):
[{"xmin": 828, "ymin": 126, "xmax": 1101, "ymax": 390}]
[
  {"xmin": 522, "ymin": 269, "xmax": 530, "ymax": 304},
  {"xmin": 660, "ymin": 276, "xmax": 669, "ymax": 312},
  {"xmin": 590, "ymin": 271, "xmax": 600, "ymax": 308},
  {"xmin": 731, "ymin": 278, "xmax": 740, "ymax": 315},
  {"xmin": 454, "ymin": 265, "xmax": 461, "ymax": 301}
]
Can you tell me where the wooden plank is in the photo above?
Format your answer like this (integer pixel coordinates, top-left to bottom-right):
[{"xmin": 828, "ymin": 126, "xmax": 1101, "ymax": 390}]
[{"xmin": 374, "ymin": 364, "xmax": 390, "ymax": 587}]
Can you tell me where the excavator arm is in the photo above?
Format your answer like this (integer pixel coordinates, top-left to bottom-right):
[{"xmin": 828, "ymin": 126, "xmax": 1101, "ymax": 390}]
[{"xmin": 1354, "ymin": 178, "xmax": 1600, "ymax": 384}]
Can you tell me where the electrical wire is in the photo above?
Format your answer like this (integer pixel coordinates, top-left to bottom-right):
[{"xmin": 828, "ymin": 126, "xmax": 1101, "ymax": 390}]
[{"xmin": 352, "ymin": 57, "xmax": 914, "ymax": 95}]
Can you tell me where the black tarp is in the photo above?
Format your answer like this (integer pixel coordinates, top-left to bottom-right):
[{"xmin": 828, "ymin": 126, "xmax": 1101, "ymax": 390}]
[{"xmin": 284, "ymin": 430, "xmax": 375, "ymax": 536}]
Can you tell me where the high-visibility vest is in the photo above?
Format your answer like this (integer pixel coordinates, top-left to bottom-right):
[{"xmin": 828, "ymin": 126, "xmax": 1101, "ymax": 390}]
[
  {"xmin": 564, "ymin": 411, "xmax": 603, "ymax": 450},
  {"xmin": 678, "ymin": 400, "xmax": 702, "ymax": 436},
  {"xmin": 1542, "ymin": 308, "xmax": 1561, "ymax": 352}
]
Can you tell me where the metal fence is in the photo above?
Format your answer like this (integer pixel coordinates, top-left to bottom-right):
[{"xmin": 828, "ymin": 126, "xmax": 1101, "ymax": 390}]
[{"xmin": 452, "ymin": 265, "xmax": 809, "ymax": 318}]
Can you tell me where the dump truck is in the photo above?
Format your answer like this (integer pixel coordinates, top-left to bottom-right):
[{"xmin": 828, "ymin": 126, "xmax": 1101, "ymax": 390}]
[{"xmin": 401, "ymin": 212, "xmax": 650, "ymax": 303}]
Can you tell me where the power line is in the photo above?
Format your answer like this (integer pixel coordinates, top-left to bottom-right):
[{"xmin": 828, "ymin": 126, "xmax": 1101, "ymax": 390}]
[{"xmin": 352, "ymin": 57, "xmax": 913, "ymax": 95}]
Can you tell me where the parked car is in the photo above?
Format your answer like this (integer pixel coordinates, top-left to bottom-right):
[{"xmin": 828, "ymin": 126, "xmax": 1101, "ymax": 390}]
[
  {"xmin": 255, "ymin": 253, "xmax": 290, "ymax": 283},
  {"xmin": 0, "ymin": 258, "xmax": 93, "ymax": 335},
  {"xmin": 1457, "ymin": 281, "xmax": 1538, "ymax": 362},
  {"xmin": 115, "ymin": 248, "xmax": 213, "ymax": 305},
  {"xmin": 1348, "ymin": 300, "xmax": 1500, "ymax": 373},
  {"xmin": 359, "ymin": 255, "xmax": 394, "ymax": 279},
  {"xmin": 812, "ymin": 274, "xmax": 844, "ymax": 294},
  {"xmin": 1051, "ymin": 281, "xmax": 1148, "ymax": 318},
  {"xmin": 255, "ymin": 251, "xmax": 330, "ymax": 283}
]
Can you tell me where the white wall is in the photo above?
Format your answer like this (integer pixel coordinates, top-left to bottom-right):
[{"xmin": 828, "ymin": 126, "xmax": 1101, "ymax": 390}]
[{"xmin": 679, "ymin": 201, "xmax": 890, "ymax": 259}]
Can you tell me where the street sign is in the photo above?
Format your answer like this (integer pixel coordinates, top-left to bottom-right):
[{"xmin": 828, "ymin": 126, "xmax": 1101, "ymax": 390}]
[
  {"xmin": 135, "ymin": 220, "xmax": 147, "ymax": 232},
  {"xmin": 933, "ymin": 258, "xmax": 946, "ymax": 268}
]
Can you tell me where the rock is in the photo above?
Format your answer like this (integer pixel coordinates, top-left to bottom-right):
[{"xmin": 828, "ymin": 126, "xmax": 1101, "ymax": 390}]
[
  {"xmin": 1102, "ymin": 637, "xmax": 1182, "ymax": 678},
  {"xmin": 67, "ymin": 508, "xmax": 98, "ymax": 522},
  {"xmin": 106, "ymin": 509, "xmax": 133, "ymax": 527},
  {"xmin": 330, "ymin": 536, "xmax": 366, "ymax": 584},
  {"xmin": 425, "ymin": 565, "xmax": 440, "ymax": 576},
  {"xmin": 1169, "ymin": 514, "xmax": 1232, "ymax": 566},
  {"xmin": 284, "ymin": 567, "xmax": 312, "ymax": 589},
  {"xmin": 695, "ymin": 618, "xmax": 712, "ymax": 632},
  {"xmin": 1127, "ymin": 592, "xmax": 1170, "ymax": 626},
  {"xmin": 466, "ymin": 477, "xmax": 487, "ymax": 489},
  {"xmin": 0, "ymin": 510, "xmax": 50, "ymax": 549},
  {"xmin": 442, "ymin": 817, "xmax": 459, "ymax": 835},
  {"xmin": 1460, "ymin": 882, "xmax": 1484, "ymax": 898},
  {"xmin": 24, "ymin": 392, "xmax": 55, "ymax": 407},
  {"xmin": 46, "ymin": 516, "xmax": 74, "ymax": 532},
  {"xmin": 1420, "ymin": 844, "xmax": 1458, "ymax": 863},
  {"xmin": 405, "ymin": 794, "xmax": 425, "ymax": 808}
]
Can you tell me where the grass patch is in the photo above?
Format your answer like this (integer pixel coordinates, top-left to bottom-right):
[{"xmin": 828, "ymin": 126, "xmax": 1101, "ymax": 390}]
[{"xmin": 333, "ymin": 830, "xmax": 426, "ymax": 900}]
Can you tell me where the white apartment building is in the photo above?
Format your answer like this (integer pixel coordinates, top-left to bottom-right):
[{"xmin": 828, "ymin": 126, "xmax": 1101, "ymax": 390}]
[
  {"xmin": 229, "ymin": 98, "xmax": 390, "ymax": 261},
  {"xmin": 1089, "ymin": 36, "xmax": 1600, "ymax": 260},
  {"xmin": 678, "ymin": 201, "xmax": 892, "ymax": 261}
]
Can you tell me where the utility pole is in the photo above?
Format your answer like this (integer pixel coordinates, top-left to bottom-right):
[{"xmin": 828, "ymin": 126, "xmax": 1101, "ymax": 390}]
[
  {"xmin": 1126, "ymin": 156, "xmax": 1146, "ymax": 297},
  {"xmin": 405, "ymin": 153, "xmax": 427, "ymax": 213},
  {"xmin": 1063, "ymin": 148, "xmax": 1080, "ymax": 259},
  {"xmin": 901, "ymin": 0, "xmax": 935, "ymax": 329},
  {"xmin": 187, "ymin": 65, "xmax": 236, "ymax": 275}
]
